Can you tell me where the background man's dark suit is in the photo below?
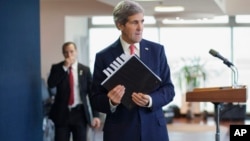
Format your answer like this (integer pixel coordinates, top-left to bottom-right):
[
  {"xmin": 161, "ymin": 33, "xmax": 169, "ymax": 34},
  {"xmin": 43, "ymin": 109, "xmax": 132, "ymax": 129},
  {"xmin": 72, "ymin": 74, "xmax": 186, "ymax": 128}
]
[
  {"xmin": 91, "ymin": 38, "xmax": 175, "ymax": 141},
  {"xmin": 47, "ymin": 61, "xmax": 99, "ymax": 140}
]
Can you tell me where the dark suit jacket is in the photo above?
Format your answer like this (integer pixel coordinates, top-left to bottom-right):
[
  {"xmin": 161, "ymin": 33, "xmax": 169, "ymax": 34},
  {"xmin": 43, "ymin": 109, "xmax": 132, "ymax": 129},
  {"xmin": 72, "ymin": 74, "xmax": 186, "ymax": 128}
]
[
  {"xmin": 47, "ymin": 62, "xmax": 98, "ymax": 126},
  {"xmin": 91, "ymin": 38, "xmax": 175, "ymax": 141}
]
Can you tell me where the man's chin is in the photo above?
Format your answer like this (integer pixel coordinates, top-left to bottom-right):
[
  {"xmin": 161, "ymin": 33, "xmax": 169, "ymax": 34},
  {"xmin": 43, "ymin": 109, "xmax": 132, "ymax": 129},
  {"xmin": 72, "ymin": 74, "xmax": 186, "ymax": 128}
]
[{"xmin": 133, "ymin": 37, "xmax": 142, "ymax": 43}]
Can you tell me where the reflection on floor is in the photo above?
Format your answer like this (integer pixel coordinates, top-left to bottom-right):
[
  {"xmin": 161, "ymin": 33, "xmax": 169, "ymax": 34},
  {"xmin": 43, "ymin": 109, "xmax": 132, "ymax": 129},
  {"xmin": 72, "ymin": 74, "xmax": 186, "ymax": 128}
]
[{"xmin": 87, "ymin": 116, "xmax": 249, "ymax": 141}]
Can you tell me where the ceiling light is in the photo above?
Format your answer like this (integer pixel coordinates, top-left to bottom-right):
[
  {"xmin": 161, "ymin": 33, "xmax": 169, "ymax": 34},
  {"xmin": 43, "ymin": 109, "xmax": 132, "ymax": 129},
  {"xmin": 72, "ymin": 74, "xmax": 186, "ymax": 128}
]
[
  {"xmin": 162, "ymin": 16, "xmax": 229, "ymax": 24},
  {"xmin": 135, "ymin": 0, "xmax": 163, "ymax": 1},
  {"xmin": 154, "ymin": 6, "xmax": 185, "ymax": 12}
]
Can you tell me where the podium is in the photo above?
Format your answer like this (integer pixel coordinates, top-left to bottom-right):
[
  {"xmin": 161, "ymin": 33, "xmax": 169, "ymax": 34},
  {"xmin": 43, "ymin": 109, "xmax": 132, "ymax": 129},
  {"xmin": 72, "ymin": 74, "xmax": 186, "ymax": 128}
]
[{"xmin": 186, "ymin": 85, "xmax": 247, "ymax": 141}]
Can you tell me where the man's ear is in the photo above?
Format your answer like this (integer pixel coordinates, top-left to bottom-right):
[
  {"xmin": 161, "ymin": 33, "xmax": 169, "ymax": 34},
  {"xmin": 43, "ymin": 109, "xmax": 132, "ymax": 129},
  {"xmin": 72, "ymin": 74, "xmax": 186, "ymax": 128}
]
[{"xmin": 116, "ymin": 23, "xmax": 123, "ymax": 30}]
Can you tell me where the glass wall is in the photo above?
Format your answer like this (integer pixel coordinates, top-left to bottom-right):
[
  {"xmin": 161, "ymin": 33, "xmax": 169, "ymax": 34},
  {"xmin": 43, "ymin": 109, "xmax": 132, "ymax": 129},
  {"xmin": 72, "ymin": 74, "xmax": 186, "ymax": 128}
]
[
  {"xmin": 233, "ymin": 27, "xmax": 250, "ymax": 112},
  {"xmin": 88, "ymin": 16, "xmax": 250, "ymax": 114},
  {"xmin": 159, "ymin": 27, "xmax": 232, "ymax": 113}
]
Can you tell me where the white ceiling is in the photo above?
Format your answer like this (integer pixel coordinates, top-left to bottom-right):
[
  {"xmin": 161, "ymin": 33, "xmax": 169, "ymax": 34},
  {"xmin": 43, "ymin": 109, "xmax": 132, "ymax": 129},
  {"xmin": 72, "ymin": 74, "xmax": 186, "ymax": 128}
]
[
  {"xmin": 41, "ymin": 0, "xmax": 250, "ymax": 20},
  {"xmin": 97, "ymin": 0, "xmax": 250, "ymax": 20},
  {"xmin": 99, "ymin": 0, "xmax": 221, "ymax": 19}
]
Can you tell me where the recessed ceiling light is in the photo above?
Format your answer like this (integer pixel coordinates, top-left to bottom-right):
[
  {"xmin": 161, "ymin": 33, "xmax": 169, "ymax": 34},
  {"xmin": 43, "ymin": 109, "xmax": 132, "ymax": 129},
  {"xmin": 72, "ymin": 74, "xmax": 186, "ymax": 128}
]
[
  {"xmin": 154, "ymin": 6, "xmax": 185, "ymax": 12},
  {"xmin": 162, "ymin": 16, "xmax": 228, "ymax": 24},
  {"xmin": 135, "ymin": 0, "xmax": 163, "ymax": 1}
]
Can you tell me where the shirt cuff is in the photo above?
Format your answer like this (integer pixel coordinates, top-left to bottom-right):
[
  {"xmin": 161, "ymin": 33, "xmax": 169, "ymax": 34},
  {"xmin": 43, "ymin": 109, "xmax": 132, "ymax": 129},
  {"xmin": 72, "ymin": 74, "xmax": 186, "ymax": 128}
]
[
  {"xmin": 146, "ymin": 96, "xmax": 152, "ymax": 108},
  {"xmin": 109, "ymin": 99, "xmax": 118, "ymax": 113}
]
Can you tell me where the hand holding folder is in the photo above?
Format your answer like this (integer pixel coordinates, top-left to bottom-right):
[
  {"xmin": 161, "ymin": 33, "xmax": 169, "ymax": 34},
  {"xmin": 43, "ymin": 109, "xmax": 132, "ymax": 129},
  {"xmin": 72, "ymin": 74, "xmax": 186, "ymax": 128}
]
[{"xmin": 101, "ymin": 54, "xmax": 162, "ymax": 110}]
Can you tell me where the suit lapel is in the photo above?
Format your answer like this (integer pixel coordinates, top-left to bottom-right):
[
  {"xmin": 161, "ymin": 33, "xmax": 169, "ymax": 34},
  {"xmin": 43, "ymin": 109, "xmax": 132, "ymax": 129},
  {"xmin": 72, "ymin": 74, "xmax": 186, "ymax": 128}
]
[
  {"xmin": 77, "ymin": 64, "xmax": 83, "ymax": 93},
  {"xmin": 109, "ymin": 38, "xmax": 124, "ymax": 58}
]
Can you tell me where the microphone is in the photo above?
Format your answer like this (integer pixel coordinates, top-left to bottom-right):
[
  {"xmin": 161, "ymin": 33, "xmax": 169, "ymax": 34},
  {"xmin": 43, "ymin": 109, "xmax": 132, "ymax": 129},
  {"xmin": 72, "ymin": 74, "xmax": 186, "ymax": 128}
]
[
  {"xmin": 209, "ymin": 49, "xmax": 234, "ymax": 67},
  {"xmin": 209, "ymin": 49, "xmax": 239, "ymax": 87}
]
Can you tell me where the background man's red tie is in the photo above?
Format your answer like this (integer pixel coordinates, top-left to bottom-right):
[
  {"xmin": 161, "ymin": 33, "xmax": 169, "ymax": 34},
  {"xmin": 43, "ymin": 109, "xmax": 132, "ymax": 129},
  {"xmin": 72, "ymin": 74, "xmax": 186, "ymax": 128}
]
[
  {"xmin": 68, "ymin": 66, "xmax": 74, "ymax": 105},
  {"xmin": 129, "ymin": 44, "xmax": 135, "ymax": 55}
]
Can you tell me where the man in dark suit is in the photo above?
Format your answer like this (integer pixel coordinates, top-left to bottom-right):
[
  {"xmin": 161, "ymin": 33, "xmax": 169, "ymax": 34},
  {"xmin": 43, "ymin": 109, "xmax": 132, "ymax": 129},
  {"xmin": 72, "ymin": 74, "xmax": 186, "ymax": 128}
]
[
  {"xmin": 91, "ymin": 1, "xmax": 175, "ymax": 141},
  {"xmin": 47, "ymin": 42, "xmax": 101, "ymax": 141}
]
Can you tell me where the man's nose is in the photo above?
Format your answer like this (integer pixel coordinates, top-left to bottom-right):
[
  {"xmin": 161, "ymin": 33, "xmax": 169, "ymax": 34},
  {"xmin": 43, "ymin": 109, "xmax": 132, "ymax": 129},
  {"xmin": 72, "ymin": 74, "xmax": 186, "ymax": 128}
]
[{"xmin": 137, "ymin": 22, "xmax": 143, "ymax": 30}]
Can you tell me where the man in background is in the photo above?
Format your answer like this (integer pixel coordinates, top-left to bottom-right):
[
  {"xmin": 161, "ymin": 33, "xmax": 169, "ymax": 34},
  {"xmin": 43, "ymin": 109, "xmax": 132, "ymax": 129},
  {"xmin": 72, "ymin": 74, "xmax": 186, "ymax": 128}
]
[{"xmin": 47, "ymin": 41, "xmax": 101, "ymax": 141}]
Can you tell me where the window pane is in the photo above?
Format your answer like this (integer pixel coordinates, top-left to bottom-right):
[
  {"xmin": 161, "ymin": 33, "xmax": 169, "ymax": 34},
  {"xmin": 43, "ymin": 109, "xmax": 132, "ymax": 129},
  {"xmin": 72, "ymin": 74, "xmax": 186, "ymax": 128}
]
[
  {"xmin": 160, "ymin": 27, "xmax": 232, "ymax": 113},
  {"xmin": 233, "ymin": 27, "xmax": 250, "ymax": 112},
  {"xmin": 89, "ymin": 28, "xmax": 120, "ymax": 72}
]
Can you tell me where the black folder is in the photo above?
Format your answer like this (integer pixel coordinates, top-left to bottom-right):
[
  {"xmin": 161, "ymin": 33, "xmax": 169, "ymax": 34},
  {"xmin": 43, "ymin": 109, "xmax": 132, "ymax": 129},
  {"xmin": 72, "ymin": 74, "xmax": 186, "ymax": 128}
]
[{"xmin": 101, "ymin": 54, "xmax": 162, "ymax": 110}]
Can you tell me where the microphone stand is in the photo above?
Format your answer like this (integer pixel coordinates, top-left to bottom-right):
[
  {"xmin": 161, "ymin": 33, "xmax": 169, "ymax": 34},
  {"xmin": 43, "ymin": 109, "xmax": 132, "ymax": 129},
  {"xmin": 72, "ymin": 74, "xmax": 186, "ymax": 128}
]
[
  {"xmin": 214, "ymin": 102, "xmax": 221, "ymax": 141},
  {"xmin": 214, "ymin": 61, "xmax": 239, "ymax": 141},
  {"xmin": 222, "ymin": 59, "xmax": 239, "ymax": 88},
  {"xmin": 209, "ymin": 49, "xmax": 243, "ymax": 141},
  {"xmin": 230, "ymin": 65, "xmax": 239, "ymax": 88}
]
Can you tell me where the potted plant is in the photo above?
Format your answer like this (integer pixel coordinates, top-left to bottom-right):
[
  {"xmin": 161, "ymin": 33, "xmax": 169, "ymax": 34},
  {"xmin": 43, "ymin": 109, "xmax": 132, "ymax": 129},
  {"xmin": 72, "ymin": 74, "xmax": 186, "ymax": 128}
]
[
  {"xmin": 175, "ymin": 57, "xmax": 207, "ymax": 119},
  {"xmin": 176, "ymin": 57, "xmax": 206, "ymax": 92}
]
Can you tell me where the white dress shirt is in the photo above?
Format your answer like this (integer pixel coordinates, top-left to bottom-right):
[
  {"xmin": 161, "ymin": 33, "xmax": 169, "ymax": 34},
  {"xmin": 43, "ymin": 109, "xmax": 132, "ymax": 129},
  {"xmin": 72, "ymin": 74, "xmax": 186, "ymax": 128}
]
[
  {"xmin": 109, "ymin": 37, "xmax": 152, "ymax": 112},
  {"xmin": 63, "ymin": 61, "xmax": 82, "ymax": 108}
]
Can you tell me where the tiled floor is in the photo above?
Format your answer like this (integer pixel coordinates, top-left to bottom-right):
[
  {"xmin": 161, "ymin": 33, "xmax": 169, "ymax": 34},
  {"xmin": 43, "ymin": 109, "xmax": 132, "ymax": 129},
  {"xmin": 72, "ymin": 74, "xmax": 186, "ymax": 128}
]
[{"xmin": 87, "ymin": 116, "xmax": 249, "ymax": 141}]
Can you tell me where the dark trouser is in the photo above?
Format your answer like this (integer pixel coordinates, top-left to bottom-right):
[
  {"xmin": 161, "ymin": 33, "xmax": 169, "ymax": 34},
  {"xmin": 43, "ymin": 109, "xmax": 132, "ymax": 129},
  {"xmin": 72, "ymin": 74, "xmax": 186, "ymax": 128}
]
[{"xmin": 55, "ymin": 105, "xmax": 87, "ymax": 141}]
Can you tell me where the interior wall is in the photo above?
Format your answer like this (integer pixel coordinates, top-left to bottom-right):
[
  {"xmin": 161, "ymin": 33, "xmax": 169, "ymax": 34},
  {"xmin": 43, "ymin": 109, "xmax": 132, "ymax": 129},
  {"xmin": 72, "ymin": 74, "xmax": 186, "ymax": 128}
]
[
  {"xmin": 40, "ymin": 1, "xmax": 113, "ymax": 81},
  {"xmin": 40, "ymin": 2, "xmax": 66, "ymax": 80}
]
